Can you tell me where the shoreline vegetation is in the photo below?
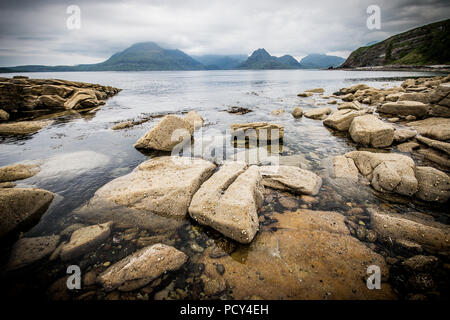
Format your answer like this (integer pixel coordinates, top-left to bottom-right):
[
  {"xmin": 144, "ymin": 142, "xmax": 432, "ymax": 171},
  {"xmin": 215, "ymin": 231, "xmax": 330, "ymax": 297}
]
[{"xmin": 0, "ymin": 72, "xmax": 449, "ymax": 300}]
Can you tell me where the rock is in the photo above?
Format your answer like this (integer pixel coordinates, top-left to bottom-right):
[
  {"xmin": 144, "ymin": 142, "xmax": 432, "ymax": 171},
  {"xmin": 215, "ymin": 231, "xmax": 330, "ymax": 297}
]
[
  {"xmin": 397, "ymin": 93, "xmax": 430, "ymax": 104},
  {"xmin": 416, "ymin": 135, "xmax": 450, "ymax": 156},
  {"xmin": 0, "ymin": 188, "xmax": 55, "ymax": 238},
  {"xmin": 64, "ymin": 89, "xmax": 100, "ymax": 110},
  {"xmin": 7, "ymin": 235, "xmax": 60, "ymax": 270},
  {"xmin": 385, "ymin": 93, "xmax": 404, "ymax": 102},
  {"xmin": 291, "ymin": 107, "xmax": 303, "ymax": 118},
  {"xmin": 231, "ymin": 122, "xmax": 284, "ymax": 142},
  {"xmin": 414, "ymin": 166, "xmax": 450, "ymax": 203},
  {"xmin": 0, "ymin": 163, "xmax": 40, "ymax": 182},
  {"xmin": 134, "ymin": 115, "xmax": 194, "ymax": 151},
  {"xmin": 73, "ymin": 156, "xmax": 216, "ymax": 232},
  {"xmin": 305, "ymin": 88, "xmax": 324, "ymax": 93},
  {"xmin": 297, "ymin": 92, "xmax": 313, "ymax": 97},
  {"xmin": 378, "ymin": 101, "xmax": 428, "ymax": 118},
  {"xmin": 345, "ymin": 151, "xmax": 418, "ymax": 196},
  {"xmin": 270, "ymin": 109, "xmax": 285, "ymax": 116},
  {"xmin": 226, "ymin": 106, "xmax": 252, "ymax": 115},
  {"xmin": 397, "ymin": 142, "xmax": 420, "ymax": 153},
  {"xmin": 406, "ymin": 117, "xmax": 450, "ymax": 141},
  {"xmin": 98, "ymin": 244, "xmax": 187, "ymax": 291},
  {"xmin": 395, "ymin": 239, "xmax": 422, "ymax": 254},
  {"xmin": 60, "ymin": 222, "xmax": 113, "ymax": 261},
  {"xmin": 369, "ymin": 209, "xmax": 450, "ymax": 251},
  {"xmin": 337, "ymin": 101, "xmax": 362, "ymax": 111},
  {"xmin": 0, "ymin": 109, "xmax": 9, "ymax": 121},
  {"xmin": 83, "ymin": 270, "xmax": 97, "ymax": 287},
  {"xmin": 189, "ymin": 165, "xmax": 263, "ymax": 244},
  {"xmin": 323, "ymin": 109, "xmax": 361, "ymax": 131},
  {"xmin": 38, "ymin": 94, "xmax": 66, "ymax": 109},
  {"xmin": 184, "ymin": 111, "xmax": 204, "ymax": 129},
  {"xmin": 112, "ymin": 121, "xmax": 134, "ymax": 130},
  {"xmin": 304, "ymin": 107, "xmax": 331, "ymax": 120},
  {"xmin": 393, "ymin": 129, "xmax": 417, "ymax": 143},
  {"xmin": 259, "ymin": 165, "xmax": 322, "ymax": 195},
  {"xmin": 402, "ymin": 255, "xmax": 438, "ymax": 272},
  {"xmin": 333, "ymin": 155, "xmax": 359, "ymax": 181},
  {"xmin": 0, "ymin": 120, "xmax": 53, "ymax": 135},
  {"xmin": 405, "ymin": 115, "xmax": 417, "ymax": 121},
  {"xmin": 340, "ymin": 93, "xmax": 354, "ymax": 102},
  {"xmin": 349, "ymin": 115, "xmax": 394, "ymax": 147},
  {"xmin": 197, "ymin": 209, "xmax": 395, "ymax": 299},
  {"xmin": 387, "ymin": 117, "xmax": 400, "ymax": 123}
]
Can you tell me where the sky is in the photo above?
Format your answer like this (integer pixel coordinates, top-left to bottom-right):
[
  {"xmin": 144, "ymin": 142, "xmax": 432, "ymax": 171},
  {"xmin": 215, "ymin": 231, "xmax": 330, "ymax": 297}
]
[{"xmin": 0, "ymin": 0, "xmax": 449, "ymax": 66}]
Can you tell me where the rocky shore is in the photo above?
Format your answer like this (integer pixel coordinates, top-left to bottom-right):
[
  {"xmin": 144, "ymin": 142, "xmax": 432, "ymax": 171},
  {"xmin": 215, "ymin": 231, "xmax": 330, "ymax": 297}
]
[{"xmin": 1, "ymin": 75, "xmax": 449, "ymax": 301}]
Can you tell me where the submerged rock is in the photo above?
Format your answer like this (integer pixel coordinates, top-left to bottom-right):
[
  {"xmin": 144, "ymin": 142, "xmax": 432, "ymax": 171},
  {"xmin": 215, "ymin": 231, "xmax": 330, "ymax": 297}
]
[
  {"xmin": 98, "ymin": 243, "xmax": 187, "ymax": 291},
  {"xmin": 0, "ymin": 120, "xmax": 53, "ymax": 135},
  {"xmin": 0, "ymin": 163, "xmax": 40, "ymax": 182},
  {"xmin": 73, "ymin": 156, "xmax": 215, "ymax": 232},
  {"xmin": 7, "ymin": 235, "xmax": 60, "ymax": 270},
  {"xmin": 112, "ymin": 121, "xmax": 134, "ymax": 130},
  {"xmin": 60, "ymin": 222, "xmax": 113, "ymax": 261},
  {"xmin": 259, "ymin": 165, "xmax": 322, "ymax": 195},
  {"xmin": 349, "ymin": 115, "xmax": 394, "ymax": 147},
  {"xmin": 134, "ymin": 115, "xmax": 194, "ymax": 151},
  {"xmin": 0, "ymin": 188, "xmax": 55, "ymax": 238},
  {"xmin": 189, "ymin": 165, "xmax": 263, "ymax": 244},
  {"xmin": 198, "ymin": 209, "xmax": 395, "ymax": 299},
  {"xmin": 270, "ymin": 109, "xmax": 285, "ymax": 116}
]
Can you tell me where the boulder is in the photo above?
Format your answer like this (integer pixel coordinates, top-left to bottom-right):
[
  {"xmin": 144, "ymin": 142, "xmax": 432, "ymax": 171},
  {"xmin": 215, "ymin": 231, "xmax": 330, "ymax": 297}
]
[
  {"xmin": 369, "ymin": 209, "xmax": 450, "ymax": 251},
  {"xmin": 406, "ymin": 117, "xmax": 450, "ymax": 141},
  {"xmin": 323, "ymin": 109, "xmax": 361, "ymax": 131},
  {"xmin": 414, "ymin": 166, "xmax": 450, "ymax": 203},
  {"xmin": 197, "ymin": 210, "xmax": 395, "ymax": 299},
  {"xmin": 184, "ymin": 111, "xmax": 204, "ymax": 129},
  {"xmin": 349, "ymin": 115, "xmax": 394, "ymax": 147},
  {"xmin": 0, "ymin": 188, "xmax": 55, "ymax": 238},
  {"xmin": 304, "ymin": 107, "xmax": 331, "ymax": 120},
  {"xmin": 231, "ymin": 122, "xmax": 284, "ymax": 142},
  {"xmin": 259, "ymin": 165, "xmax": 322, "ymax": 195},
  {"xmin": 98, "ymin": 244, "xmax": 187, "ymax": 291},
  {"xmin": 0, "ymin": 120, "xmax": 53, "ymax": 135},
  {"xmin": 73, "ymin": 156, "xmax": 216, "ymax": 232},
  {"xmin": 7, "ymin": 235, "xmax": 60, "ymax": 270},
  {"xmin": 60, "ymin": 222, "xmax": 113, "ymax": 261},
  {"xmin": 378, "ymin": 101, "xmax": 428, "ymax": 118},
  {"xmin": 134, "ymin": 115, "xmax": 194, "ymax": 151},
  {"xmin": 189, "ymin": 165, "xmax": 263, "ymax": 244},
  {"xmin": 291, "ymin": 107, "xmax": 303, "ymax": 118},
  {"xmin": 0, "ymin": 163, "xmax": 40, "ymax": 182},
  {"xmin": 332, "ymin": 155, "xmax": 359, "ymax": 181}
]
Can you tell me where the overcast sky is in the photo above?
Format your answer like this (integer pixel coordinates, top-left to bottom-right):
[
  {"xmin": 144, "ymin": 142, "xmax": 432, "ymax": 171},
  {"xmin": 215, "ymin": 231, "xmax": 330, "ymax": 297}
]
[{"xmin": 0, "ymin": 0, "xmax": 449, "ymax": 66}]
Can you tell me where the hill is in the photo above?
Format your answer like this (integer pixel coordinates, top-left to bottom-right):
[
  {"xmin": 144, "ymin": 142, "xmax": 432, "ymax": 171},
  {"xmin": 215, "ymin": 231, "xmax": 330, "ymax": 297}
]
[
  {"xmin": 342, "ymin": 19, "xmax": 450, "ymax": 67},
  {"xmin": 192, "ymin": 54, "xmax": 248, "ymax": 70},
  {"xmin": 238, "ymin": 49, "xmax": 302, "ymax": 69}
]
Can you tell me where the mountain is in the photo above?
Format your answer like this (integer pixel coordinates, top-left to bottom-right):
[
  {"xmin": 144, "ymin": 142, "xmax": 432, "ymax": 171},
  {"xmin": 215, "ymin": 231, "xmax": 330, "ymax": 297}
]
[
  {"xmin": 299, "ymin": 54, "xmax": 345, "ymax": 69},
  {"xmin": 238, "ymin": 49, "xmax": 302, "ymax": 69},
  {"xmin": 342, "ymin": 19, "xmax": 450, "ymax": 68},
  {"xmin": 192, "ymin": 54, "xmax": 247, "ymax": 69},
  {"xmin": 0, "ymin": 42, "xmax": 206, "ymax": 72}
]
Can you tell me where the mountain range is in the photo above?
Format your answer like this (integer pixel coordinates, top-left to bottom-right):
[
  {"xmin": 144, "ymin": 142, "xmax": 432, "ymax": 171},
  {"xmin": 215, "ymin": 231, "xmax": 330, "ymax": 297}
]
[{"xmin": 0, "ymin": 42, "xmax": 344, "ymax": 72}]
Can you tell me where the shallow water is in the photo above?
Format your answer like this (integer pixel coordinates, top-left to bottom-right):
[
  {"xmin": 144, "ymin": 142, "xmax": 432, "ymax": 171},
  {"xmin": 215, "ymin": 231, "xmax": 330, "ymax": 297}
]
[{"xmin": 1, "ymin": 70, "xmax": 448, "ymax": 300}]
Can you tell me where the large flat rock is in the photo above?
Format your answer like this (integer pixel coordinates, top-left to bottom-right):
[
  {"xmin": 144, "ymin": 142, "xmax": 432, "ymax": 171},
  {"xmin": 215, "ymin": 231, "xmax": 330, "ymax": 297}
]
[
  {"xmin": 198, "ymin": 210, "xmax": 395, "ymax": 299},
  {"xmin": 378, "ymin": 101, "xmax": 428, "ymax": 117},
  {"xmin": 73, "ymin": 156, "xmax": 216, "ymax": 232},
  {"xmin": 406, "ymin": 117, "xmax": 450, "ymax": 141}
]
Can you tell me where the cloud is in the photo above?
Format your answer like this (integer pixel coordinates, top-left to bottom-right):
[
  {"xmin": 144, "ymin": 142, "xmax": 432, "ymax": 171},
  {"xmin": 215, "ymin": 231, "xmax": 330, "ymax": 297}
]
[{"xmin": 0, "ymin": 0, "xmax": 449, "ymax": 66}]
